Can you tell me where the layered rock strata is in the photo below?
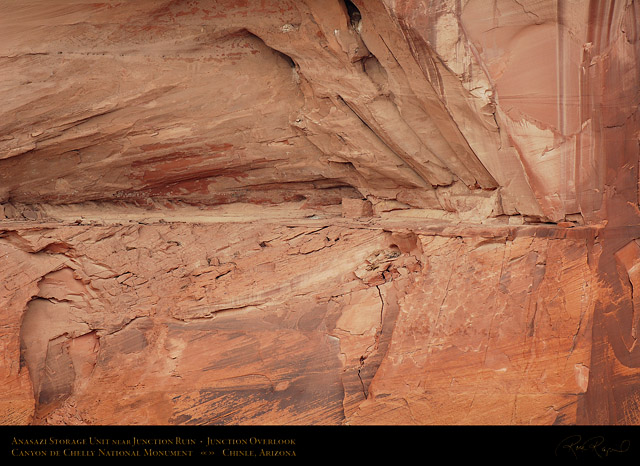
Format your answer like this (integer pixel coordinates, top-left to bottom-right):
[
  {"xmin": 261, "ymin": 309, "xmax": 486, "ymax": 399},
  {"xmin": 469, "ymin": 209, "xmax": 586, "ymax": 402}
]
[{"xmin": 0, "ymin": 0, "xmax": 639, "ymax": 425}]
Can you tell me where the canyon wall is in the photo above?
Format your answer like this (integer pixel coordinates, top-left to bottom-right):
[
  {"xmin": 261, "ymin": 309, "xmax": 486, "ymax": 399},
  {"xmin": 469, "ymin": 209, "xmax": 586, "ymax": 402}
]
[{"xmin": 1, "ymin": 0, "xmax": 639, "ymax": 425}]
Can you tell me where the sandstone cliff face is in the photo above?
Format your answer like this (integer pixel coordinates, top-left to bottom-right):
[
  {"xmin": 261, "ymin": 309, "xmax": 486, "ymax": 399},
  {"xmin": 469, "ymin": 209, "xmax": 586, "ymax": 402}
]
[{"xmin": 0, "ymin": 0, "xmax": 638, "ymax": 425}]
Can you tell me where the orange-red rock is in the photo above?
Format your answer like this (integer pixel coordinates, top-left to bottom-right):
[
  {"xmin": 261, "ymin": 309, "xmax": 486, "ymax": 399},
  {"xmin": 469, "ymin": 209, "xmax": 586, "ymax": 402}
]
[{"xmin": 0, "ymin": 0, "xmax": 638, "ymax": 426}]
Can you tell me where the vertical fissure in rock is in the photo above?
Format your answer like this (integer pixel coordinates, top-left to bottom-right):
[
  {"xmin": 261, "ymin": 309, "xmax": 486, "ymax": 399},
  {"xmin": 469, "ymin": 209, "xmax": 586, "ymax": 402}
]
[{"xmin": 344, "ymin": 0, "xmax": 362, "ymax": 31}]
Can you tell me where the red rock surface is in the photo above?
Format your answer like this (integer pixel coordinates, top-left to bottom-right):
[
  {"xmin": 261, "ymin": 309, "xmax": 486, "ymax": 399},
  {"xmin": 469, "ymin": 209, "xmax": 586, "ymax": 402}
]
[{"xmin": 0, "ymin": 0, "xmax": 638, "ymax": 425}]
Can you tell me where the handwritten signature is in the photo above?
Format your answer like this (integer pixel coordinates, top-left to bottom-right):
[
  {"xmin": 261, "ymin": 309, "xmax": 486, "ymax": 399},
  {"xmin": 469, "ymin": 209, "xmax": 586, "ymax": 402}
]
[{"xmin": 555, "ymin": 435, "xmax": 630, "ymax": 458}]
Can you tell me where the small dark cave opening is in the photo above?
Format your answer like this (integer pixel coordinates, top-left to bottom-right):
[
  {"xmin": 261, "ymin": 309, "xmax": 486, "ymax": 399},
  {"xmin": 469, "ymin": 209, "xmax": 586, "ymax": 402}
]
[{"xmin": 344, "ymin": 0, "xmax": 362, "ymax": 29}]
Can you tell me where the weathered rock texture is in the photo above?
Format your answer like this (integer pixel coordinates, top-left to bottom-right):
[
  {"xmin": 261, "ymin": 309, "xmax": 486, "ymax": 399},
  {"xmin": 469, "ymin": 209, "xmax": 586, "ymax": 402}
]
[{"xmin": 0, "ymin": 0, "xmax": 638, "ymax": 425}]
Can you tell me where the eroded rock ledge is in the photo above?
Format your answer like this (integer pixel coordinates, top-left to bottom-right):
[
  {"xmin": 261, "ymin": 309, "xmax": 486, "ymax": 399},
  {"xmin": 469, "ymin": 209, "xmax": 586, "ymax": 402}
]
[{"xmin": 1, "ymin": 0, "xmax": 639, "ymax": 425}]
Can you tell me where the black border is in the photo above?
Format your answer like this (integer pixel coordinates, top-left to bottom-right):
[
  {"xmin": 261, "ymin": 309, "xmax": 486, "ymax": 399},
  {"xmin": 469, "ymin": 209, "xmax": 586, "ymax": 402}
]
[{"xmin": 2, "ymin": 425, "xmax": 639, "ymax": 461}]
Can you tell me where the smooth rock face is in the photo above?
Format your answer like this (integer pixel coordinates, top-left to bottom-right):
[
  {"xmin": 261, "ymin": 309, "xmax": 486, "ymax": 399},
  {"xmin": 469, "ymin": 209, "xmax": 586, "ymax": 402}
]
[{"xmin": 0, "ymin": 0, "xmax": 638, "ymax": 425}]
